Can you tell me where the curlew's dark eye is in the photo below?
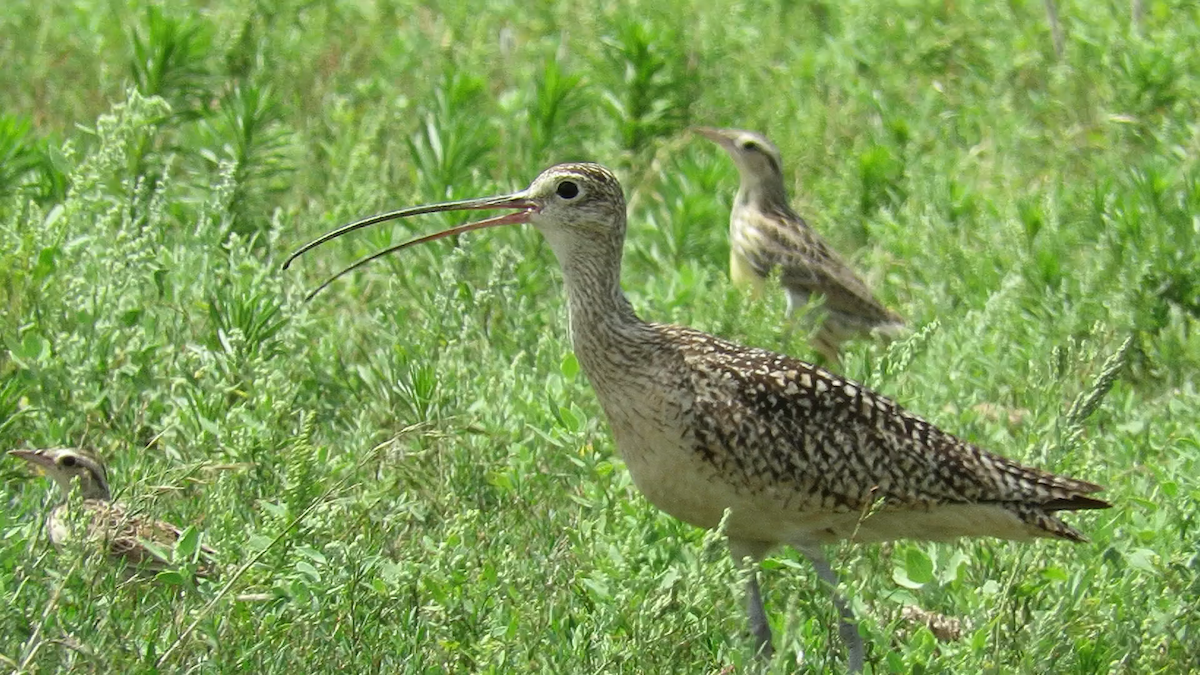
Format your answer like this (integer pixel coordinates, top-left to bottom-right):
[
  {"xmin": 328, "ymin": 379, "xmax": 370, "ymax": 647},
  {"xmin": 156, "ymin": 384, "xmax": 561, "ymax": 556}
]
[
  {"xmin": 556, "ymin": 180, "xmax": 579, "ymax": 199},
  {"xmin": 60, "ymin": 455, "xmax": 77, "ymax": 468},
  {"xmin": 740, "ymin": 140, "xmax": 758, "ymax": 152}
]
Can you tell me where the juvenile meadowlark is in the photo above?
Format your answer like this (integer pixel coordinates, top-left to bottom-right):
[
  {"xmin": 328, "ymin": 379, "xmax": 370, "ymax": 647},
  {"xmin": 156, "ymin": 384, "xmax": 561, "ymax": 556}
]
[{"xmin": 9, "ymin": 447, "xmax": 215, "ymax": 577}]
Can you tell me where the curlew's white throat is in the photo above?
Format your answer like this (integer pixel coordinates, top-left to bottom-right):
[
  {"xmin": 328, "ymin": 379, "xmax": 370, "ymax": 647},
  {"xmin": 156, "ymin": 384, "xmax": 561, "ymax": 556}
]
[{"xmin": 285, "ymin": 162, "xmax": 1110, "ymax": 672}]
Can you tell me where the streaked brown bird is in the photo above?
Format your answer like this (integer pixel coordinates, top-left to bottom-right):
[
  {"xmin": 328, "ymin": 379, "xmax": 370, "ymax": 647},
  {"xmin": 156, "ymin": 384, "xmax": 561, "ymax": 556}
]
[
  {"xmin": 284, "ymin": 162, "xmax": 1109, "ymax": 672},
  {"xmin": 695, "ymin": 126, "xmax": 905, "ymax": 364},
  {"xmin": 9, "ymin": 447, "xmax": 215, "ymax": 577}
]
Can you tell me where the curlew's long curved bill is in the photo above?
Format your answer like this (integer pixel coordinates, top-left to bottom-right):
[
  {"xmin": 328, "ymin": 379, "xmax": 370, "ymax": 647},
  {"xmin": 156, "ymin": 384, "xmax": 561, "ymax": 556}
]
[{"xmin": 283, "ymin": 193, "xmax": 538, "ymax": 301}]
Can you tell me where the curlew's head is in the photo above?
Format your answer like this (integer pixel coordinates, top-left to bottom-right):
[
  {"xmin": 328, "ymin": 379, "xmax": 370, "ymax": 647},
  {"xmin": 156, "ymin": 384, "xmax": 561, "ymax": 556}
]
[
  {"xmin": 284, "ymin": 162, "xmax": 629, "ymax": 299},
  {"xmin": 10, "ymin": 447, "xmax": 112, "ymax": 501},
  {"xmin": 526, "ymin": 163, "xmax": 627, "ymax": 238},
  {"xmin": 693, "ymin": 127, "xmax": 788, "ymax": 208}
]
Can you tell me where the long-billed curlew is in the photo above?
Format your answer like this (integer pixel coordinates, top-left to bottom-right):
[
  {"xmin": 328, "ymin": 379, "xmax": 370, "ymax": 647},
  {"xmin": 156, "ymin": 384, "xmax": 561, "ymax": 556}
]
[
  {"xmin": 9, "ymin": 447, "xmax": 216, "ymax": 577},
  {"xmin": 284, "ymin": 163, "xmax": 1110, "ymax": 672},
  {"xmin": 695, "ymin": 127, "xmax": 905, "ymax": 364}
]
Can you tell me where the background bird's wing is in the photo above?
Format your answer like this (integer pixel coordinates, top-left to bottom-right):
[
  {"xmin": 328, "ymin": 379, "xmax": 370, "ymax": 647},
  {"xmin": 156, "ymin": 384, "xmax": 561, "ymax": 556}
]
[
  {"xmin": 81, "ymin": 500, "xmax": 216, "ymax": 574},
  {"xmin": 749, "ymin": 207, "xmax": 903, "ymax": 326},
  {"xmin": 81, "ymin": 501, "xmax": 174, "ymax": 571}
]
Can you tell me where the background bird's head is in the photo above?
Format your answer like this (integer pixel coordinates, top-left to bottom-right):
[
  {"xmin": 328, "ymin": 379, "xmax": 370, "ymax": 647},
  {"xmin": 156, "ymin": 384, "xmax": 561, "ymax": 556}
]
[
  {"xmin": 9, "ymin": 447, "xmax": 112, "ymax": 501},
  {"xmin": 695, "ymin": 128, "xmax": 784, "ymax": 181},
  {"xmin": 693, "ymin": 127, "xmax": 788, "ymax": 207}
]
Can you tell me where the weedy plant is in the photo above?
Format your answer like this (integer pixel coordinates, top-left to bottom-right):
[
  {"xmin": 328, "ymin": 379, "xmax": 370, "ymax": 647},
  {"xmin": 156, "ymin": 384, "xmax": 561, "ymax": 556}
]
[
  {"xmin": 0, "ymin": 115, "xmax": 67, "ymax": 204},
  {"xmin": 407, "ymin": 69, "xmax": 498, "ymax": 204},
  {"xmin": 198, "ymin": 84, "xmax": 296, "ymax": 238},
  {"xmin": 0, "ymin": 116, "xmax": 45, "ymax": 200},
  {"xmin": 127, "ymin": 6, "xmax": 215, "ymax": 124},
  {"xmin": 521, "ymin": 54, "xmax": 589, "ymax": 168},
  {"xmin": 596, "ymin": 15, "xmax": 699, "ymax": 164}
]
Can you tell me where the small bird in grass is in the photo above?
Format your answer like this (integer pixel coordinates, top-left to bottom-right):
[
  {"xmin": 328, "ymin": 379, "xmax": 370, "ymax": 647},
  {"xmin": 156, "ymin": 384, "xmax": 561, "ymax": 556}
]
[
  {"xmin": 284, "ymin": 162, "xmax": 1109, "ymax": 672},
  {"xmin": 9, "ymin": 447, "xmax": 215, "ymax": 577},
  {"xmin": 694, "ymin": 126, "xmax": 905, "ymax": 364}
]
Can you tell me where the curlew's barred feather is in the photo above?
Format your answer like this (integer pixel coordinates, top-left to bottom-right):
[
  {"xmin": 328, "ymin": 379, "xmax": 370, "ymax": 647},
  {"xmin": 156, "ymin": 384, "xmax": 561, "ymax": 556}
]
[{"xmin": 661, "ymin": 326, "xmax": 1108, "ymax": 542}]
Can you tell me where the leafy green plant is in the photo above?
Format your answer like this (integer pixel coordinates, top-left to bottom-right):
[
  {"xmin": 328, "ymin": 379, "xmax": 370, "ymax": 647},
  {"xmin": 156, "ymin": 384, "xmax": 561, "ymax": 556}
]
[
  {"xmin": 351, "ymin": 342, "xmax": 443, "ymax": 426},
  {"xmin": 406, "ymin": 69, "xmax": 497, "ymax": 203},
  {"xmin": 199, "ymin": 83, "xmax": 294, "ymax": 237},
  {"xmin": 857, "ymin": 142, "xmax": 905, "ymax": 215},
  {"xmin": 525, "ymin": 56, "xmax": 587, "ymax": 166},
  {"xmin": 206, "ymin": 289, "xmax": 288, "ymax": 363},
  {"xmin": 597, "ymin": 16, "xmax": 699, "ymax": 161},
  {"xmin": 627, "ymin": 148, "xmax": 728, "ymax": 275},
  {"xmin": 0, "ymin": 115, "xmax": 44, "ymax": 199},
  {"xmin": 1115, "ymin": 38, "xmax": 1186, "ymax": 118},
  {"xmin": 0, "ymin": 378, "xmax": 25, "ymax": 438},
  {"xmin": 128, "ymin": 6, "xmax": 215, "ymax": 122}
]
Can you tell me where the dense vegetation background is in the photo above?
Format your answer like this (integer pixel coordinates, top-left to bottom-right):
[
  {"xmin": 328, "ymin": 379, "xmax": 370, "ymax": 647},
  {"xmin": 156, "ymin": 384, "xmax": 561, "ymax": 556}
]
[{"xmin": 1, "ymin": 0, "xmax": 1197, "ymax": 672}]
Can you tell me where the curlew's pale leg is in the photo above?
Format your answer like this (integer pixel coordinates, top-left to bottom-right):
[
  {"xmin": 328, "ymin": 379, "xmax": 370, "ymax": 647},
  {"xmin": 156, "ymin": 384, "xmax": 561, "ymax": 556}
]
[
  {"xmin": 797, "ymin": 544, "xmax": 864, "ymax": 674},
  {"xmin": 745, "ymin": 571, "xmax": 773, "ymax": 657},
  {"xmin": 730, "ymin": 539, "xmax": 774, "ymax": 658}
]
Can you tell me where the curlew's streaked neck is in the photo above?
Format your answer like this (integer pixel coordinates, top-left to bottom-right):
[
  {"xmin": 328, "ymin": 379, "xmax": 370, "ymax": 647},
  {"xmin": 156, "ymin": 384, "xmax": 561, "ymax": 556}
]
[{"xmin": 537, "ymin": 217, "xmax": 655, "ymax": 381}]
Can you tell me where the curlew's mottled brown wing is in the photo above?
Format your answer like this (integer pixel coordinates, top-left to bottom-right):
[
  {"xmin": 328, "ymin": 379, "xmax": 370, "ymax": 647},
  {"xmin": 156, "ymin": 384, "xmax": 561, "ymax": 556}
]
[{"xmin": 662, "ymin": 325, "xmax": 1108, "ymax": 540}]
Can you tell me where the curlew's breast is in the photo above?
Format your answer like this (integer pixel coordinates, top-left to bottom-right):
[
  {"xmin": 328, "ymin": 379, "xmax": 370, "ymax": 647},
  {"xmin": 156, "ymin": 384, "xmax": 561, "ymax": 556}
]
[{"xmin": 592, "ymin": 372, "xmax": 819, "ymax": 539}]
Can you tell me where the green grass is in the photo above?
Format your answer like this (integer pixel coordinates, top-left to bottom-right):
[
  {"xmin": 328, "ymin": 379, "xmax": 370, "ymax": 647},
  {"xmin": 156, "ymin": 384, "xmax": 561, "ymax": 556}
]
[{"xmin": 2, "ymin": 0, "xmax": 1198, "ymax": 672}]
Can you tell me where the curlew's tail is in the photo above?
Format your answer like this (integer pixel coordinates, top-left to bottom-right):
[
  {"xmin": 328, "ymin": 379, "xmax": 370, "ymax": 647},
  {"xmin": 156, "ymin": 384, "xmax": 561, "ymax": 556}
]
[
  {"xmin": 1044, "ymin": 494, "xmax": 1111, "ymax": 512},
  {"xmin": 1009, "ymin": 493, "xmax": 1111, "ymax": 543}
]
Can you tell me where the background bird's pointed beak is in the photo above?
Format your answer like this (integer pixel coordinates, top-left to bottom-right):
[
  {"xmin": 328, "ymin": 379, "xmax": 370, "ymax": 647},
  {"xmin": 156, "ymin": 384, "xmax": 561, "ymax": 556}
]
[
  {"xmin": 8, "ymin": 449, "xmax": 52, "ymax": 471},
  {"xmin": 691, "ymin": 126, "xmax": 734, "ymax": 146}
]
